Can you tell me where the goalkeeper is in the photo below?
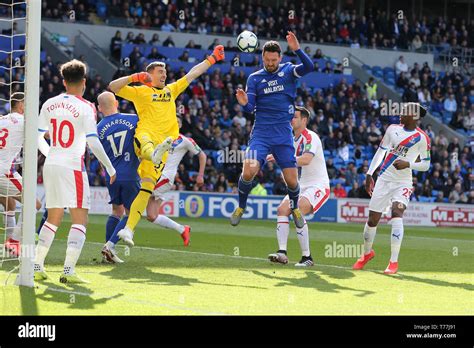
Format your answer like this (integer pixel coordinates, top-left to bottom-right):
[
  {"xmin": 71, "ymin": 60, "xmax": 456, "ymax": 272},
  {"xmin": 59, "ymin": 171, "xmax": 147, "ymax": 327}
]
[{"xmin": 108, "ymin": 45, "xmax": 225, "ymax": 246}]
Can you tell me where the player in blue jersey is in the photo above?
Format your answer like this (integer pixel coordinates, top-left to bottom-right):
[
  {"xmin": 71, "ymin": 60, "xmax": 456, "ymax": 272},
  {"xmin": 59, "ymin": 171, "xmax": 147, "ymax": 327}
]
[
  {"xmin": 230, "ymin": 32, "xmax": 314, "ymax": 228},
  {"xmin": 95, "ymin": 91, "xmax": 140, "ymax": 263}
]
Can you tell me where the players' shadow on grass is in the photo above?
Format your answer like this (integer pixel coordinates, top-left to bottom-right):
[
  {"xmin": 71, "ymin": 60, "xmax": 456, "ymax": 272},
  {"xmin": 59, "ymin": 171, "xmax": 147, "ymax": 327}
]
[
  {"xmin": 100, "ymin": 265, "xmax": 266, "ymax": 290},
  {"xmin": 35, "ymin": 279, "xmax": 124, "ymax": 310},
  {"xmin": 251, "ymin": 269, "xmax": 375, "ymax": 297},
  {"xmin": 388, "ymin": 273, "xmax": 474, "ymax": 292}
]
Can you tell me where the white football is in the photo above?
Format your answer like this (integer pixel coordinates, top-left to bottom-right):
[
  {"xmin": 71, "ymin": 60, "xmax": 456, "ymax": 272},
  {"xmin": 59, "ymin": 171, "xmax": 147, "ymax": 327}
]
[{"xmin": 237, "ymin": 30, "xmax": 259, "ymax": 53}]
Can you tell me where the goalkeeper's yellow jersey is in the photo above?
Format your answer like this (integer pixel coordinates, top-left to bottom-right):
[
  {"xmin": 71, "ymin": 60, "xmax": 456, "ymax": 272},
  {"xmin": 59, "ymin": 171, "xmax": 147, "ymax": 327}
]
[{"xmin": 116, "ymin": 77, "xmax": 189, "ymax": 139}]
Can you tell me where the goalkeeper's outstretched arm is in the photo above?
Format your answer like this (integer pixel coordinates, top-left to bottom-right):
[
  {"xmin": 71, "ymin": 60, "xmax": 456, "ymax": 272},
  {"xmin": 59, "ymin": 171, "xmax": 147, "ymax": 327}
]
[
  {"xmin": 184, "ymin": 45, "xmax": 225, "ymax": 84},
  {"xmin": 108, "ymin": 73, "xmax": 152, "ymax": 93}
]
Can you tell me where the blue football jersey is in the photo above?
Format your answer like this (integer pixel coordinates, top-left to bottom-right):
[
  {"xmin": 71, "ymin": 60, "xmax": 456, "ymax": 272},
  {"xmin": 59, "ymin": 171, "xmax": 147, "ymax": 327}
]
[
  {"xmin": 97, "ymin": 113, "xmax": 139, "ymax": 182},
  {"xmin": 246, "ymin": 62, "xmax": 298, "ymax": 126}
]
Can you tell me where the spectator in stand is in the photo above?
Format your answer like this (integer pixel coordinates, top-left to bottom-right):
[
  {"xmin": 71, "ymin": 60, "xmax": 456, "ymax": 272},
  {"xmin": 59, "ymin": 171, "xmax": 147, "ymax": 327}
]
[
  {"xmin": 147, "ymin": 47, "xmax": 166, "ymax": 60},
  {"xmin": 322, "ymin": 62, "xmax": 333, "ymax": 73},
  {"xmin": 334, "ymin": 183, "xmax": 347, "ymax": 198},
  {"xmin": 133, "ymin": 33, "xmax": 146, "ymax": 44},
  {"xmin": 364, "ymin": 77, "xmax": 377, "ymax": 100},
  {"xmin": 162, "ymin": 35, "xmax": 175, "ymax": 47},
  {"xmin": 449, "ymin": 183, "xmax": 463, "ymax": 203},
  {"xmin": 149, "ymin": 33, "xmax": 160, "ymax": 45},
  {"xmin": 161, "ymin": 18, "xmax": 176, "ymax": 32},
  {"xmin": 128, "ymin": 46, "xmax": 143, "ymax": 70},
  {"xmin": 402, "ymin": 82, "xmax": 419, "ymax": 102},
  {"xmin": 109, "ymin": 30, "xmax": 122, "ymax": 61},
  {"xmin": 186, "ymin": 39, "xmax": 202, "ymax": 49},
  {"xmin": 395, "ymin": 56, "xmax": 409, "ymax": 76},
  {"xmin": 324, "ymin": 132, "xmax": 339, "ymax": 151},
  {"xmin": 348, "ymin": 182, "xmax": 361, "ymax": 198},
  {"xmin": 443, "ymin": 94, "xmax": 457, "ymax": 124},
  {"xmin": 179, "ymin": 50, "xmax": 190, "ymax": 62}
]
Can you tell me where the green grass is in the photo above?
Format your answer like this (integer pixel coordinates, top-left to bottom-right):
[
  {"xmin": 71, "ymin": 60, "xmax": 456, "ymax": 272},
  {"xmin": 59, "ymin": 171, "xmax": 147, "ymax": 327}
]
[{"xmin": 1, "ymin": 214, "xmax": 473, "ymax": 315}]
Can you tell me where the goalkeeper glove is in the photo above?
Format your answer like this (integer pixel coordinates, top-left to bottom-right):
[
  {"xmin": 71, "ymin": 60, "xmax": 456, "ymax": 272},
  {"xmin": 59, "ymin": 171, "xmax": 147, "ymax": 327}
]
[
  {"xmin": 130, "ymin": 72, "xmax": 153, "ymax": 87},
  {"xmin": 206, "ymin": 45, "xmax": 225, "ymax": 65}
]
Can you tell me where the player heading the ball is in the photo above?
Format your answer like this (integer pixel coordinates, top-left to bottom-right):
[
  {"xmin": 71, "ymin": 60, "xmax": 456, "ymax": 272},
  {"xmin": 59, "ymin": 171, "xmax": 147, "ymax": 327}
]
[
  {"xmin": 108, "ymin": 45, "xmax": 225, "ymax": 247},
  {"xmin": 230, "ymin": 31, "xmax": 313, "ymax": 228}
]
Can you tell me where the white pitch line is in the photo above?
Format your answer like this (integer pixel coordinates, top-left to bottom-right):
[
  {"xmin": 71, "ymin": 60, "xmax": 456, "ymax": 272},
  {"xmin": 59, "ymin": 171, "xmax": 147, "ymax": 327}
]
[{"xmin": 83, "ymin": 240, "xmax": 355, "ymax": 271}]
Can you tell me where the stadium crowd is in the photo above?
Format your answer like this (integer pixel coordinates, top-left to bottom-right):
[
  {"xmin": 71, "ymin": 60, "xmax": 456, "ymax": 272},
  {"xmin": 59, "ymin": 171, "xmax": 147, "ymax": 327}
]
[
  {"xmin": 20, "ymin": 36, "xmax": 471, "ymax": 204},
  {"xmin": 42, "ymin": 0, "xmax": 474, "ymax": 51},
  {"xmin": 393, "ymin": 55, "xmax": 474, "ymax": 134},
  {"xmin": 0, "ymin": 0, "xmax": 471, "ymax": 204}
]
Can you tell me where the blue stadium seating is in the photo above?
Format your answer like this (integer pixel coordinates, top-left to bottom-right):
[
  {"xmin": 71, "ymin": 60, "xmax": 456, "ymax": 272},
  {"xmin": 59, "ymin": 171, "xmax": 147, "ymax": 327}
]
[
  {"xmin": 121, "ymin": 44, "xmax": 353, "ymax": 87},
  {"xmin": 0, "ymin": 35, "xmax": 26, "ymax": 60}
]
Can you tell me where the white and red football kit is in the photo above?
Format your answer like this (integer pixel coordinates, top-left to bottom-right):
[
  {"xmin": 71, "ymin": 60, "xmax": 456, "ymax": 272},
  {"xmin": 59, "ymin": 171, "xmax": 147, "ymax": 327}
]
[
  {"xmin": 38, "ymin": 94, "xmax": 115, "ymax": 209},
  {"xmin": 153, "ymin": 134, "xmax": 201, "ymax": 199},
  {"xmin": 0, "ymin": 112, "xmax": 24, "ymax": 197},
  {"xmin": 291, "ymin": 128, "xmax": 330, "ymax": 213},
  {"xmin": 369, "ymin": 124, "xmax": 431, "ymax": 212}
]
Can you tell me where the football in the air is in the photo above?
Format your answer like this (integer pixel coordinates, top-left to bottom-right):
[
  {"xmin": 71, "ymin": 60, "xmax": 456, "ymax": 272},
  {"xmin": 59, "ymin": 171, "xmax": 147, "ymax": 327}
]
[{"xmin": 237, "ymin": 30, "xmax": 259, "ymax": 53}]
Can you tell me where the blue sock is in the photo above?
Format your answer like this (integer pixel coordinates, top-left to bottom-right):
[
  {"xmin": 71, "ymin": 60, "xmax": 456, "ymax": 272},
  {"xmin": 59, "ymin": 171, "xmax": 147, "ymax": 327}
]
[
  {"xmin": 109, "ymin": 216, "xmax": 128, "ymax": 245},
  {"xmin": 238, "ymin": 176, "xmax": 254, "ymax": 209},
  {"xmin": 37, "ymin": 210, "xmax": 48, "ymax": 235},
  {"xmin": 287, "ymin": 183, "xmax": 300, "ymax": 210},
  {"xmin": 106, "ymin": 215, "xmax": 121, "ymax": 242}
]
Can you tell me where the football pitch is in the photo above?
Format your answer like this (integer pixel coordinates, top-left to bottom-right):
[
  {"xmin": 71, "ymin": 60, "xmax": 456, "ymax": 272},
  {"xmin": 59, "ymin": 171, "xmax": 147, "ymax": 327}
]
[{"xmin": 1, "ymin": 214, "xmax": 473, "ymax": 315}]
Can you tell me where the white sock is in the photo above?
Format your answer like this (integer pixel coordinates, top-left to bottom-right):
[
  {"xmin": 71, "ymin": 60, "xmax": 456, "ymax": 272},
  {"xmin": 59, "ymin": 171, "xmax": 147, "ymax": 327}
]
[
  {"xmin": 276, "ymin": 216, "xmax": 290, "ymax": 251},
  {"xmin": 35, "ymin": 222, "xmax": 57, "ymax": 268},
  {"xmin": 105, "ymin": 240, "xmax": 115, "ymax": 249},
  {"xmin": 64, "ymin": 224, "xmax": 86, "ymax": 275},
  {"xmin": 296, "ymin": 223, "xmax": 310, "ymax": 257},
  {"xmin": 5, "ymin": 212, "xmax": 15, "ymax": 239},
  {"xmin": 154, "ymin": 215, "xmax": 185, "ymax": 234},
  {"xmin": 390, "ymin": 217, "xmax": 404, "ymax": 262},
  {"xmin": 363, "ymin": 222, "xmax": 377, "ymax": 254}
]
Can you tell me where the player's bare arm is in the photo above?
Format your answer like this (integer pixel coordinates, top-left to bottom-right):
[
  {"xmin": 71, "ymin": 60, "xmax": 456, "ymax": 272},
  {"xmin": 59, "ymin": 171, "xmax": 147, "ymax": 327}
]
[
  {"xmin": 236, "ymin": 88, "xmax": 248, "ymax": 106},
  {"xmin": 393, "ymin": 160, "xmax": 410, "ymax": 170},
  {"xmin": 296, "ymin": 153, "xmax": 314, "ymax": 166},
  {"xmin": 86, "ymin": 136, "xmax": 117, "ymax": 184},
  {"xmin": 286, "ymin": 31, "xmax": 301, "ymax": 51},
  {"xmin": 184, "ymin": 45, "xmax": 225, "ymax": 84},
  {"xmin": 196, "ymin": 151, "xmax": 207, "ymax": 186},
  {"xmin": 287, "ymin": 31, "xmax": 313, "ymax": 77},
  {"xmin": 365, "ymin": 174, "xmax": 375, "ymax": 196},
  {"xmin": 365, "ymin": 144, "xmax": 388, "ymax": 196}
]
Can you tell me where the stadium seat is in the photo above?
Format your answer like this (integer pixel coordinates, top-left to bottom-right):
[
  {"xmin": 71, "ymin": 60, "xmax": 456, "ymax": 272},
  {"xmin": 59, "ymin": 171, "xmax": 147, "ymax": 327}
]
[
  {"xmin": 386, "ymin": 77, "xmax": 395, "ymax": 86},
  {"xmin": 373, "ymin": 70, "xmax": 383, "ymax": 78},
  {"xmin": 96, "ymin": 2, "xmax": 107, "ymax": 18}
]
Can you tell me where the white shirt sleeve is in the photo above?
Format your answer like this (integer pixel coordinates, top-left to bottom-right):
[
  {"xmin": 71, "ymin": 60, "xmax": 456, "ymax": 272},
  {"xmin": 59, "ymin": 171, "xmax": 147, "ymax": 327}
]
[
  {"xmin": 303, "ymin": 133, "xmax": 319, "ymax": 156},
  {"xmin": 379, "ymin": 125, "xmax": 393, "ymax": 150},
  {"xmin": 38, "ymin": 104, "xmax": 48, "ymax": 132},
  {"xmin": 37, "ymin": 104, "xmax": 50, "ymax": 156},
  {"xmin": 185, "ymin": 137, "xmax": 201, "ymax": 156},
  {"xmin": 83, "ymin": 104, "xmax": 98, "ymax": 137}
]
